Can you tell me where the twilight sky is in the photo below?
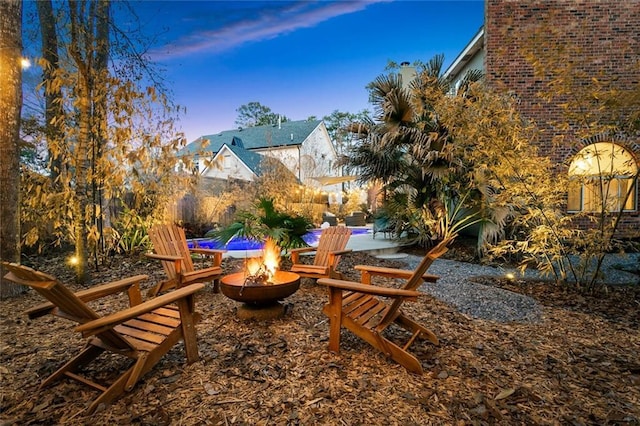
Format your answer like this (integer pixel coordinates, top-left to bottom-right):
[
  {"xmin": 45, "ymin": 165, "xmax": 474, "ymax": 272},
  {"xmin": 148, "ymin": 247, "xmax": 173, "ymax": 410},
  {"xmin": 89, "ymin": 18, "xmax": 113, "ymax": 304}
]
[
  {"xmin": 24, "ymin": 0, "xmax": 484, "ymax": 143},
  {"xmin": 132, "ymin": 0, "xmax": 484, "ymax": 142}
]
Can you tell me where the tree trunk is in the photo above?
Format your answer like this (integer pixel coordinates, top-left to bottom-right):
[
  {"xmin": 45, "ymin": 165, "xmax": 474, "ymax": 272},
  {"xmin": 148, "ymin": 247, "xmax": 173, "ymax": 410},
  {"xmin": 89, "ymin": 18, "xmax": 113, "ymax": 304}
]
[
  {"xmin": 0, "ymin": 0, "xmax": 25, "ymax": 297},
  {"xmin": 37, "ymin": 0, "xmax": 64, "ymax": 186},
  {"xmin": 73, "ymin": 75, "xmax": 91, "ymax": 283},
  {"xmin": 69, "ymin": 0, "xmax": 91, "ymax": 283},
  {"xmin": 92, "ymin": 0, "xmax": 110, "ymax": 263}
]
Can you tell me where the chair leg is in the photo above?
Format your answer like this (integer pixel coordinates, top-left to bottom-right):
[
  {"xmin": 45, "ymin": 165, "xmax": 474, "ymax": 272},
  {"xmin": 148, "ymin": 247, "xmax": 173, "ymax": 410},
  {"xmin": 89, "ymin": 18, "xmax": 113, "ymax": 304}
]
[
  {"xmin": 86, "ymin": 366, "xmax": 135, "ymax": 414},
  {"xmin": 177, "ymin": 298, "xmax": 200, "ymax": 364},
  {"xmin": 88, "ymin": 349, "xmax": 160, "ymax": 413},
  {"xmin": 324, "ymin": 288, "xmax": 343, "ymax": 353},
  {"xmin": 370, "ymin": 330, "xmax": 424, "ymax": 374},
  {"xmin": 382, "ymin": 339, "xmax": 423, "ymax": 375},
  {"xmin": 125, "ymin": 353, "xmax": 148, "ymax": 391},
  {"xmin": 342, "ymin": 318, "xmax": 424, "ymax": 374},
  {"xmin": 40, "ymin": 344, "xmax": 104, "ymax": 389},
  {"xmin": 403, "ymin": 330, "xmax": 421, "ymax": 351},
  {"xmin": 394, "ymin": 313, "xmax": 439, "ymax": 346}
]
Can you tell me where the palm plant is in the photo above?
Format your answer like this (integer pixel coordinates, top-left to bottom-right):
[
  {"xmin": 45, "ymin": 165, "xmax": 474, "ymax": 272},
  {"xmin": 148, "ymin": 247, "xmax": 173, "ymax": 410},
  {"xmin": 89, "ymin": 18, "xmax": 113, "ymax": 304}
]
[
  {"xmin": 209, "ymin": 198, "xmax": 312, "ymax": 250},
  {"xmin": 343, "ymin": 55, "xmax": 488, "ymax": 247}
]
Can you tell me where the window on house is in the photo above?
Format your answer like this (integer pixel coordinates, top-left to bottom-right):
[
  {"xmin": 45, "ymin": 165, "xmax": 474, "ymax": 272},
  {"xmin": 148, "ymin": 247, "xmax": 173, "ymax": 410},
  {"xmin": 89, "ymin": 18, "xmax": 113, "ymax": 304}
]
[{"xmin": 567, "ymin": 142, "xmax": 638, "ymax": 212}]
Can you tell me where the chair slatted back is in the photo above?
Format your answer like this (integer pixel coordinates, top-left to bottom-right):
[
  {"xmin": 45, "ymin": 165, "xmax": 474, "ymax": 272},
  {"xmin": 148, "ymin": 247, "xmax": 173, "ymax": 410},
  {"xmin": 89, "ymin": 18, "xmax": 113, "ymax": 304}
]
[
  {"xmin": 313, "ymin": 227, "xmax": 352, "ymax": 268},
  {"xmin": 403, "ymin": 238, "xmax": 450, "ymax": 292},
  {"xmin": 1, "ymin": 262, "xmax": 134, "ymax": 351},
  {"xmin": 149, "ymin": 224, "xmax": 196, "ymax": 279},
  {"xmin": 375, "ymin": 238, "xmax": 451, "ymax": 331}
]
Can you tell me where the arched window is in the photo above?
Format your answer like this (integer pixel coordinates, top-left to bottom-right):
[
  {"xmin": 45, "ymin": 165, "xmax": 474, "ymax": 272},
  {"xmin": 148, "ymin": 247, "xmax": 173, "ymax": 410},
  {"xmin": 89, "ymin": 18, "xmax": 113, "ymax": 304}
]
[{"xmin": 567, "ymin": 142, "xmax": 638, "ymax": 212}]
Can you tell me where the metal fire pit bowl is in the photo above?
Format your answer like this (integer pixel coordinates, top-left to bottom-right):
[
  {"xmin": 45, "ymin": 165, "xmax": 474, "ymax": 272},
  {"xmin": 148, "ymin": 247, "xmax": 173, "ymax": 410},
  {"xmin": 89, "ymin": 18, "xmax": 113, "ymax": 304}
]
[{"xmin": 220, "ymin": 271, "xmax": 301, "ymax": 306}]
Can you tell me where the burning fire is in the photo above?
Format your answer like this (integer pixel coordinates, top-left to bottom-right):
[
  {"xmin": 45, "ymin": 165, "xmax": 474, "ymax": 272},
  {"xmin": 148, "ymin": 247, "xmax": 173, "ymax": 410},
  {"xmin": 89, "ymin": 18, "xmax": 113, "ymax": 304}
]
[{"xmin": 244, "ymin": 237, "xmax": 281, "ymax": 284}]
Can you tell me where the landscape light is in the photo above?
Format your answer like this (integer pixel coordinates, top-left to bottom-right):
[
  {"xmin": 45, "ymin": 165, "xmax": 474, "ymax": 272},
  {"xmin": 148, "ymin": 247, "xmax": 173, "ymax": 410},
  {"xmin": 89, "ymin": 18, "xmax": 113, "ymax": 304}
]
[{"xmin": 20, "ymin": 57, "xmax": 31, "ymax": 69}]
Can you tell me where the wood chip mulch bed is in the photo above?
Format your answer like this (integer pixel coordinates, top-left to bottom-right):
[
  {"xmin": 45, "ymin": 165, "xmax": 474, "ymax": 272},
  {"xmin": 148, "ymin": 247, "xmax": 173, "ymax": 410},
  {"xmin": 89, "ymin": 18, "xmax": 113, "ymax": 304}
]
[{"xmin": 1, "ymin": 250, "xmax": 638, "ymax": 425}]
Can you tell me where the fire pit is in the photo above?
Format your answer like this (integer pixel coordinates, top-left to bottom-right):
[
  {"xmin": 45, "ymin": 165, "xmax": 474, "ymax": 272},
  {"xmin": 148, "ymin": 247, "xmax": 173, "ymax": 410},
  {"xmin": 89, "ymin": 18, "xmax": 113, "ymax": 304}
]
[
  {"xmin": 219, "ymin": 238, "xmax": 301, "ymax": 319},
  {"xmin": 220, "ymin": 270, "xmax": 300, "ymax": 305}
]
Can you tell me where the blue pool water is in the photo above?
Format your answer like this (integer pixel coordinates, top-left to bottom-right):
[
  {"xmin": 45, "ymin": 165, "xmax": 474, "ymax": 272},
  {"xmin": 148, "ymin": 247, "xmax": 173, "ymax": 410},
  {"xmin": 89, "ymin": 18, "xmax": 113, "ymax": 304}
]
[{"xmin": 189, "ymin": 227, "xmax": 369, "ymax": 251}]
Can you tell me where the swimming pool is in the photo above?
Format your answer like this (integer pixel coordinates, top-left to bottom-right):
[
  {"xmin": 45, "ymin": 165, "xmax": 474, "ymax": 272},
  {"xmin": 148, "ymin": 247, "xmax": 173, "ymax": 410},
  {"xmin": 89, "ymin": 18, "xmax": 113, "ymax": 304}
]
[{"xmin": 189, "ymin": 227, "xmax": 370, "ymax": 251}]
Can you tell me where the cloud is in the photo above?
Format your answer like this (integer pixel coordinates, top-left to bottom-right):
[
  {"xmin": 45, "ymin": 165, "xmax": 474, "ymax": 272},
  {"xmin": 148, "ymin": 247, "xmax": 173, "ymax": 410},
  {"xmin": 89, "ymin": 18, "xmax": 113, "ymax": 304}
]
[{"xmin": 149, "ymin": 0, "xmax": 391, "ymax": 61}]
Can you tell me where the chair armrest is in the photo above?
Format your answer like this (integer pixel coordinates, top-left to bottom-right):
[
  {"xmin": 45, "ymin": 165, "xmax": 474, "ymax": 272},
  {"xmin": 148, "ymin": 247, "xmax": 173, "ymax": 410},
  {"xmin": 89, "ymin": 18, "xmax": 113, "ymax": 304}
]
[
  {"xmin": 74, "ymin": 274, "xmax": 149, "ymax": 301},
  {"xmin": 190, "ymin": 248, "xmax": 225, "ymax": 266},
  {"xmin": 327, "ymin": 249, "xmax": 353, "ymax": 268},
  {"xmin": 329, "ymin": 249, "xmax": 352, "ymax": 256},
  {"xmin": 181, "ymin": 267, "xmax": 222, "ymax": 284},
  {"xmin": 26, "ymin": 275, "xmax": 149, "ymax": 318},
  {"xmin": 190, "ymin": 248, "xmax": 226, "ymax": 255},
  {"xmin": 290, "ymin": 247, "xmax": 316, "ymax": 263},
  {"xmin": 146, "ymin": 253, "xmax": 183, "ymax": 262},
  {"xmin": 290, "ymin": 247, "xmax": 315, "ymax": 254},
  {"xmin": 354, "ymin": 265, "xmax": 439, "ymax": 283},
  {"xmin": 145, "ymin": 252, "xmax": 185, "ymax": 276},
  {"xmin": 317, "ymin": 278, "xmax": 421, "ymax": 299},
  {"xmin": 75, "ymin": 283, "xmax": 205, "ymax": 337}
]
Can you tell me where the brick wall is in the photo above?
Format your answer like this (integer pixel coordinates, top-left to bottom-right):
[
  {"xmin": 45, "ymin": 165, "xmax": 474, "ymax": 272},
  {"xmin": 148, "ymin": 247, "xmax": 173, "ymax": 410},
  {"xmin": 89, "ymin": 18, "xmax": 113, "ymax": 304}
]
[{"xmin": 485, "ymin": 0, "xmax": 640, "ymax": 234}]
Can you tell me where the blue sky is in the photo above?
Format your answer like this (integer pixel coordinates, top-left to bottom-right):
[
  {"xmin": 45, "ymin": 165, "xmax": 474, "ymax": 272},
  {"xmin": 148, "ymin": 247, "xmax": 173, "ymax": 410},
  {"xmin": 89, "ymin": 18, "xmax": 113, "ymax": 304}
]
[{"xmin": 24, "ymin": 0, "xmax": 484, "ymax": 143}]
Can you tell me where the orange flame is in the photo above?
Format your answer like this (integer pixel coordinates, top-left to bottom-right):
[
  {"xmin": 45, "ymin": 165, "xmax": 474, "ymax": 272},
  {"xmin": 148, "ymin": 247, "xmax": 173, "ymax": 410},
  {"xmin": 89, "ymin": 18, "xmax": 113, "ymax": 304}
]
[{"xmin": 245, "ymin": 237, "xmax": 281, "ymax": 282}]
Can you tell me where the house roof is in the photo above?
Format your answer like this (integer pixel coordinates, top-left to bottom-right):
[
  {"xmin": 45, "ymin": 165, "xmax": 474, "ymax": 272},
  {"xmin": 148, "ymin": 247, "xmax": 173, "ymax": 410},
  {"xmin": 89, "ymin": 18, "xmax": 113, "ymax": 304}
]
[
  {"xmin": 220, "ymin": 143, "xmax": 265, "ymax": 176},
  {"xmin": 443, "ymin": 26, "xmax": 485, "ymax": 80},
  {"xmin": 210, "ymin": 142, "xmax": 300, "ymax": 182},
  {"xmin": 181, "ymin": 119, "xmax": 322, "ymax": 156}
]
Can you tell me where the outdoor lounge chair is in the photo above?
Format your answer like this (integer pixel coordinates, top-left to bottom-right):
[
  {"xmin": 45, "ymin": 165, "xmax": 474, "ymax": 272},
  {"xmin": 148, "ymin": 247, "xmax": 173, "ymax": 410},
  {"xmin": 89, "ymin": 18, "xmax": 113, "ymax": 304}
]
[
  {"xmin": 322, "ymin": 212, "xmax": 338, "ymax": 226},
  {"xmin": 317, "ymin": 238, "xmax": 451, "ymax": 374},
  {"xmin": 147, "ymin": 223, "xmax": 226, "ymax": 296},
  {"xmin": 290, "ymin": 226, "xmax": 352, "ymax": 280},
  {"xmin": 1, "ymin": 261, "xmax": 203, "ymax": 414},
  {"xmin": 344, "ymin": 211, "xmax": 366, "ymax": 227},
  {"xmin": 373, "ymin": 216, "xmax": 394, "ymax": 239}
]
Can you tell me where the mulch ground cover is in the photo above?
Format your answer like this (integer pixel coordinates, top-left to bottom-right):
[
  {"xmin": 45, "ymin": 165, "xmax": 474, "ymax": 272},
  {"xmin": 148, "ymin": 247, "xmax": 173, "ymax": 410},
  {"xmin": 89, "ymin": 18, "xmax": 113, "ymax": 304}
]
[{"xmin": 1, "ymin": 249, "xmax": 638, "ymax": 425}]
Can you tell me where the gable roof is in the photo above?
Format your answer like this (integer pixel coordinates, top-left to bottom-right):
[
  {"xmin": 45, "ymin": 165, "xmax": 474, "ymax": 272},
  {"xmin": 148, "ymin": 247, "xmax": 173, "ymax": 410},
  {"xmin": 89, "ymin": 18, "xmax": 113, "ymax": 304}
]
[
  {"xmin": 222, "ymin": 143, "xmax": 265, "ymax": 176},
  {"xmin": 181, "ymin": 119, "xmax": 322, "ymax": 156},
  {"xmin": 208, "ymin": 143, "xmax": 299, "ymax": 181},
  {"xmin": 443, "ymin": 26, "xmax": 485, "ymax": 80}
]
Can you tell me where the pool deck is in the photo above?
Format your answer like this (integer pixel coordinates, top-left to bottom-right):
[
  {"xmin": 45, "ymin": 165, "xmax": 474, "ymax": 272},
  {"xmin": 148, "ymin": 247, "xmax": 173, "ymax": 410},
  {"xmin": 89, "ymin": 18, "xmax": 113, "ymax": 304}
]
[
  {"xmin": 222, "ymin": 225, "xmax": 407, "ymax": 259},
  {"xmin": 343, "ymin": 226, "xmax": 407, "ymax": 256}
]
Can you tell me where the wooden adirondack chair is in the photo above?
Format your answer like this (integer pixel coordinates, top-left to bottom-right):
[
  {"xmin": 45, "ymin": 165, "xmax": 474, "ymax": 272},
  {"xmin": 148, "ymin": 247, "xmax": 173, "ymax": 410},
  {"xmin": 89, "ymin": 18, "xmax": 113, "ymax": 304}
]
[
  {"xmin": 1, "ymin": 261, "xmax": 203, "ymax": 414},
  {"xmin": 147, "ymin": 223, "xmax": 226, "ymax": 296},
  {"xmin": 317, "ymin": 238, "xmax": 451, "ymax": 374},
  {"xmin": 290, "ymin": 226, "xmax": 352, "ymax": 280}
]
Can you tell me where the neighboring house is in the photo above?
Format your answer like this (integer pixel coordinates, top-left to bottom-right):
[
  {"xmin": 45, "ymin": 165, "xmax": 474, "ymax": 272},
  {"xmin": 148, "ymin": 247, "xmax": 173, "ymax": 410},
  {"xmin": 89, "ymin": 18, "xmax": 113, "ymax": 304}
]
[
  {"xmin": 442, "ymin": 26, "xmax": 484, "ymax": 94},
  {"xmin": 180, "ymin": 119, "xmax": 343, "ymax": 196},
  {"xmin": 443, "ymin": 0, "xmax": 639, "ymax": 233}
]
